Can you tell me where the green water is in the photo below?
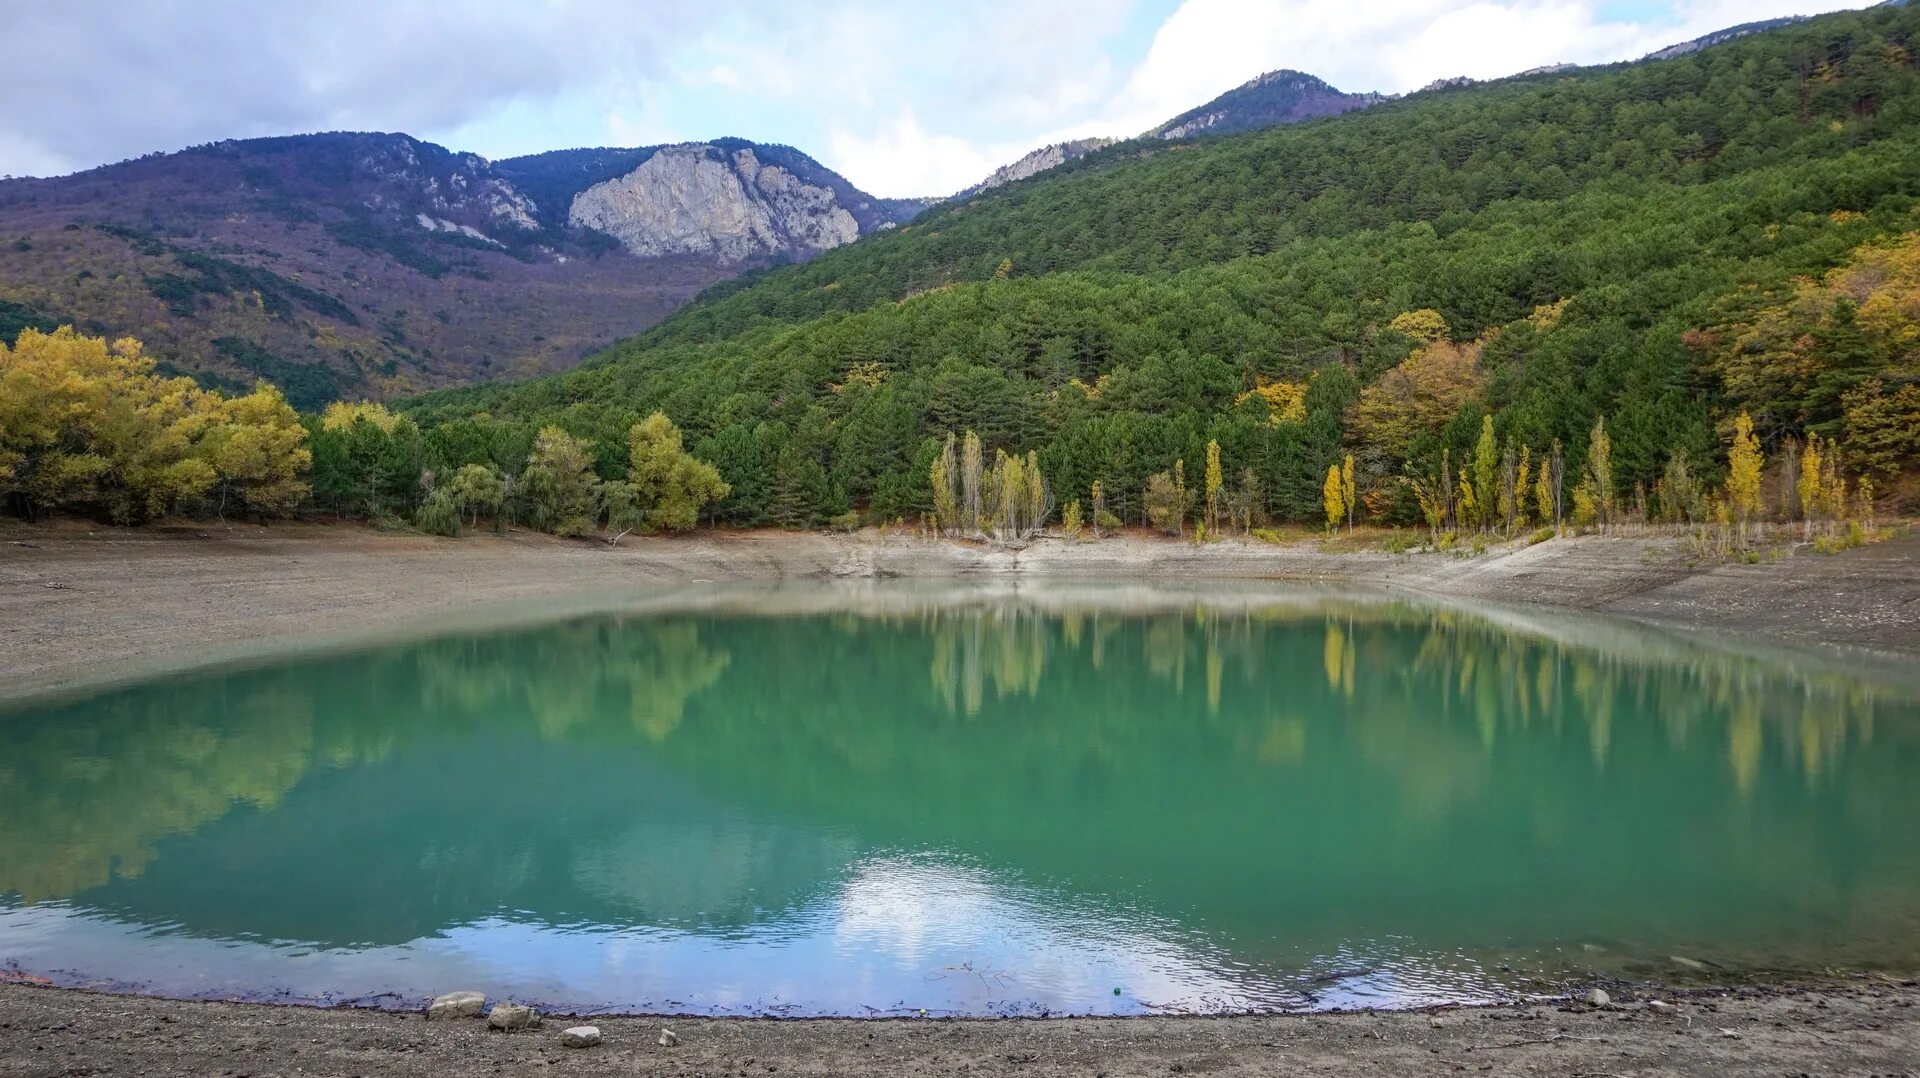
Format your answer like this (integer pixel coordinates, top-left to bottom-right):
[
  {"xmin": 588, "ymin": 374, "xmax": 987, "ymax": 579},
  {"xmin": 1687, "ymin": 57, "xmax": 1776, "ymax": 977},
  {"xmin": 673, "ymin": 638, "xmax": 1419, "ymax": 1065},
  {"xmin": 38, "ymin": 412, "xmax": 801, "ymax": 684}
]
[{"xmin": 2, "ymin": 581, "xmax": 1917, "ymax": 1015}]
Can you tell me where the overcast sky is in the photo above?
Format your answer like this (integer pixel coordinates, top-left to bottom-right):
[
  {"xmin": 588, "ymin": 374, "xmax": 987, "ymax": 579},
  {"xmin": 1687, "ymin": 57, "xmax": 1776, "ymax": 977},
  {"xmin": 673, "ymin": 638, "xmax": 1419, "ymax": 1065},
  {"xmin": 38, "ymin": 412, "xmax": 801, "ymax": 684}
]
[{"xmin": 2, "ymin": 0, "xmax": 1876, "ymax": 197}]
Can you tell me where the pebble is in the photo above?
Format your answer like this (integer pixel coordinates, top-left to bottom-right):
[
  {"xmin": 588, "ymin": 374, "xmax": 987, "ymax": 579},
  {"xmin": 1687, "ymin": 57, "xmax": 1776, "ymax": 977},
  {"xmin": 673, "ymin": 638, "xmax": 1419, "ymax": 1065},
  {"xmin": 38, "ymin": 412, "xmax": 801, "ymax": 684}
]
[
  {"xmin": 1646, "ymin": 1000, "xmax": 1680, "ymax": 1015},
  {"xmin": 659, "ymin": 1028, "xmax": 679, "ymax": 1047},
  {"xmin": 1586, "ymin": 988, "xmax": 1612, "ymax": 1008},
  {"xmin": 561, "ymin": 1026, "xmax": 602, "ymax": 1048},
  {"xmin": 426, "ymin": 991, "xmax": 485, "ymax": 1020},
  {"xmin": 487, "ymin": 1003, "xmax": 541, "ymax": 1031},
  {"xmin": 1671, "ymin": 956, "xmax": 1709, "ymax": 970}
]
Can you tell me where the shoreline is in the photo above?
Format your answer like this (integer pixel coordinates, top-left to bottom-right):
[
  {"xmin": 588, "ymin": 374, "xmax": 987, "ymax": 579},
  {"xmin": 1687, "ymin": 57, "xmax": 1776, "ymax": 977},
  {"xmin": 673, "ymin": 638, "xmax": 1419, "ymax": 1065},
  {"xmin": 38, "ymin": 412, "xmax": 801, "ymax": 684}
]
[
  {"xmin": 3, "ymin": 522, "xmax": 1917, "ymax": 700},
  {"xmin": 4, "ymin": 976, "xmax": 1919, "ymax": 1076}
]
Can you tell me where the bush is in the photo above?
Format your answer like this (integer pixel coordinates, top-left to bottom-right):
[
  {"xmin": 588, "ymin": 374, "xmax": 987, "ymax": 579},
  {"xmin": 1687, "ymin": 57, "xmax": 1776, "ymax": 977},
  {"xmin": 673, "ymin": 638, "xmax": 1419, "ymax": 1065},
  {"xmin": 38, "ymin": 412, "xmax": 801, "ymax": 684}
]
[{"xmin": 1528, "ymin": 526, "xmax": 1556, "ymax": 545}]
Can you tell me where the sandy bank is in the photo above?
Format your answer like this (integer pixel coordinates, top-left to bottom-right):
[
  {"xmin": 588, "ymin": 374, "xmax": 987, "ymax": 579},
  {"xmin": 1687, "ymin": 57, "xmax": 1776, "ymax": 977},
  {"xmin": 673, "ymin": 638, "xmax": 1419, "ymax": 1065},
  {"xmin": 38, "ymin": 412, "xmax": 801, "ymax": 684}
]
[
  {"xmin": 3, "ymin": 523, "xmax": 1918, "ymax": 696},
  {"xmin": 4, "ymin": 978, "xmax": 1919, "ymax": 1077},
  {"xmin": 1, "ymin": 522, "xmax": 1916, "ymax": 696}
]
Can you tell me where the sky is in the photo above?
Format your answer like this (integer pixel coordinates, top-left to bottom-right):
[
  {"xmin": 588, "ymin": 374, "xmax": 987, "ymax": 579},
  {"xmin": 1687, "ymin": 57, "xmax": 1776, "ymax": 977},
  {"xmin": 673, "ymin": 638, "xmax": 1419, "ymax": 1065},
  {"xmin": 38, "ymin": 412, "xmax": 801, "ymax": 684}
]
[{"xmin": 1, "ymin": 0, "xmax": 1879, "ymax": 198}]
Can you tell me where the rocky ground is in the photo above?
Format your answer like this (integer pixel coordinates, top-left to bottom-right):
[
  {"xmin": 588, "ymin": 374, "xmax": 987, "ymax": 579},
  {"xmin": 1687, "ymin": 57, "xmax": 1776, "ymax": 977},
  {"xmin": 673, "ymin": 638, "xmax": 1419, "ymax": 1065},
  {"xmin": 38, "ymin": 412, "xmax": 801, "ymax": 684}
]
[{"xmin": 4, "ymin": 978, "xmax": 1920, "ymax": 1077}]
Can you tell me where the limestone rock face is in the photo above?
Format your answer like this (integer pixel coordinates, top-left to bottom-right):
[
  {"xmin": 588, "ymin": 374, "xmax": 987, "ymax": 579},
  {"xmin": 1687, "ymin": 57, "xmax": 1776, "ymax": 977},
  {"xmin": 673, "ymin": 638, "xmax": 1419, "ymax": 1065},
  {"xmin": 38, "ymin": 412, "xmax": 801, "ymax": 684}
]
[
  {"xmin": 569, "ymin": 145, "xmax": 861, "ymax": 262},
  {"xmin": 960, "ymin": 138, "xmax": 1115, "ymax": 197}
]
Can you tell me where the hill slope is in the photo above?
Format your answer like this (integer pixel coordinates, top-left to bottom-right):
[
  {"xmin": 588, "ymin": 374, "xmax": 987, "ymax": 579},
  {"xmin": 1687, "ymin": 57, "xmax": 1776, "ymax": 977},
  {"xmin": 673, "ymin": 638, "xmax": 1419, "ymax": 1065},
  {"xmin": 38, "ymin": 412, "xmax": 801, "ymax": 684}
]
[
  {"xmin": 1147, "ymin": 69, "xmax": 1382, "ymax": 139},
  {"xmin": 395, "ymin": 4, "xmax": 1920, "ymax": 529},
  {"xmin": 0, "ymin": 133, "xmax": 914, "ymax": 405}
]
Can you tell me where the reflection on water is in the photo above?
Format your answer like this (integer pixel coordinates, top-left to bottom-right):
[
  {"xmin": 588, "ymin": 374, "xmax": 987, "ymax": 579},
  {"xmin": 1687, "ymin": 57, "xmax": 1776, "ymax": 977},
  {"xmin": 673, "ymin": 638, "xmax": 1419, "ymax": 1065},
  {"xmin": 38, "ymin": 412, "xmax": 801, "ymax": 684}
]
[{"xmin": 1, "ymin": 581, "xmax": 1917, "ymax": 1015}]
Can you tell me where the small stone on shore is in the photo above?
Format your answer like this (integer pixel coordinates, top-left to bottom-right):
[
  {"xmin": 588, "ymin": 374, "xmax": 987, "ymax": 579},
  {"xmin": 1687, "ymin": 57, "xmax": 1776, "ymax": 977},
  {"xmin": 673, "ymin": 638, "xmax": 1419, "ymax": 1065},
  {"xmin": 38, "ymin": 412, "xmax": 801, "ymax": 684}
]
[
  {"xmin": 561, "ymin": 1025, "xmax": 602, "ymax": 1048},
  {"xmin": 659, "ymin": 1028, "xmax": 679, "ymax": 1047},
  {"xmin": 1645, "ymin": 1000, "xmax": 1679, "ymax": 1015},
  {"xmin": 426, "ymin": 991, "xmax": 485, "ymax": 1019},
  {"xmin": 488, "ymin": 1002, "xmax": 541, "ymax": 1030},
  {"xmin": 1585, "ymin": 988, "xmax": 1612, "ymax": 1008}
]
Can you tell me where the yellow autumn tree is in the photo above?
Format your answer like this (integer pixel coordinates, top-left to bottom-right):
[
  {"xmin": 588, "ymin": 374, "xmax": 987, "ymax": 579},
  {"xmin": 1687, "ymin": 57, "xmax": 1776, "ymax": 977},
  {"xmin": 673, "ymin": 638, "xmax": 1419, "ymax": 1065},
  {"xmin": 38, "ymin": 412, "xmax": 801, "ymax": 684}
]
[
  {"xmin": 0, "ymin": 327, "xmax": 309, "ymax": 523},
  {"xmin": 1726, "ymin": 411, "xmax": 1764, "ymax": 546},
  {"xmin": 1323, "ymin": 463, "xmax": 1344, "ymax": 533}
]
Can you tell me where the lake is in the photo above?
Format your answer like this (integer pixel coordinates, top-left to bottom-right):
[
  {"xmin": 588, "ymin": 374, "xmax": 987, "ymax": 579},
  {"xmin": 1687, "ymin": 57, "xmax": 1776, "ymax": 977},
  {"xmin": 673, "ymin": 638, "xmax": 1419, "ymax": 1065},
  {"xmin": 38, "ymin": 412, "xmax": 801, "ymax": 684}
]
[{"xmin": 2, "ymin": 581, "xmax": 1917, "ymax": 1016}]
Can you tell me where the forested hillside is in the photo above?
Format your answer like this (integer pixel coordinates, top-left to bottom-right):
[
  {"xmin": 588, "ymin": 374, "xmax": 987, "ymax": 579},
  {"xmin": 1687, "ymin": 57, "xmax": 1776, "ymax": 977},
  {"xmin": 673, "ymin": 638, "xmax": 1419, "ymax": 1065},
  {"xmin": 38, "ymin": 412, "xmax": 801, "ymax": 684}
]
[{"xmin": 387, "ymin": 5, "xmax": 1920, "ymax": 532}]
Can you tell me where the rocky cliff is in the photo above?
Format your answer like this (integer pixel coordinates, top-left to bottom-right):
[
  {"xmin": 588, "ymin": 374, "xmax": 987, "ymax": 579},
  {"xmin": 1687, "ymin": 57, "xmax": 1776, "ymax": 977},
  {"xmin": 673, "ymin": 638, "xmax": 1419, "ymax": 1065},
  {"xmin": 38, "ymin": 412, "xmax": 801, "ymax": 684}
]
[
  {"xmin": 566, "ymin": 143, "xmax": 861, "ymax": 261},
  {"xmin": 957, "ymin": 138, "xmax": 1115, "ymax": 198}
]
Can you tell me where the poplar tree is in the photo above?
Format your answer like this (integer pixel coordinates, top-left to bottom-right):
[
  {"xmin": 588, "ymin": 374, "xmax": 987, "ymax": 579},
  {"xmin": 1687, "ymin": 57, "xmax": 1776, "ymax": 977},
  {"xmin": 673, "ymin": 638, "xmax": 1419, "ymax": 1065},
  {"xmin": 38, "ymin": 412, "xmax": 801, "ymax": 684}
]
[
  {"xmin": 1090, "ymin": 480, "xmax": 1106, "ymax": 538},
  {"xmin": 1340, "ymin": 452, "xmax": 1356, "ymax": 533},
  {"xmin": 1727, "ymin": 411, "xmax": 1763, "ymax": 546},
  {"xmin": 930, "ymin": 432, "xmax": 958, "ymax": 536},
  {"xmin": 1025, "ymin": 450, "xmax": 1049, "ymax": 536},
  {"xmin": 1514, "ymin": 444, "xmax": 1532, "ymax": 530},
  {"xmin": 1204, "ymin": 439, "xmax": 1224, "ymax": 536},
  {"xmin": 960, "ymin": 430, "xmax": 983, "ymax": 536},
  {"xmin": 1323, "ymin": 463, "xmax": 1345, "ymax": 532},
  {"xmin": 1472, "ymin": 415, "xmax": 1498, "ymax": 533},
  {"xmin": 1548, "ymin": 438, "xmax": 1566, "ymax": 529},
  {"xmin": 1584, "ymin": 418, "xmax": 1612, "ymax": 533},
  {"xmin": 1173, "ymin": 459, "xmax": 1188, "ymax": 536},
  {"xmin": 1797, "ymin": 432, "xmax": 1824, "ymax": 540}
]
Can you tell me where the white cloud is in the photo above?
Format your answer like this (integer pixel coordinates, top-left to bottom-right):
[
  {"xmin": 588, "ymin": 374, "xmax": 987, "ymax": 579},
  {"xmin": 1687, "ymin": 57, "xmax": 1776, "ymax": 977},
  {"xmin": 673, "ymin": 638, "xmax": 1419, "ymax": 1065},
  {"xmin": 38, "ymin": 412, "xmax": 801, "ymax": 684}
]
[
  {"xmin": 828, "ymin": 111, "xmax": 1026, "ymax": 199},
  {"xmin": 1082, "ymin": 0, "xmax": 1872, "ymax": 141},
  {"xmin": 0, "ymin": 0, "xmax": 1883, "ymax": 198}
]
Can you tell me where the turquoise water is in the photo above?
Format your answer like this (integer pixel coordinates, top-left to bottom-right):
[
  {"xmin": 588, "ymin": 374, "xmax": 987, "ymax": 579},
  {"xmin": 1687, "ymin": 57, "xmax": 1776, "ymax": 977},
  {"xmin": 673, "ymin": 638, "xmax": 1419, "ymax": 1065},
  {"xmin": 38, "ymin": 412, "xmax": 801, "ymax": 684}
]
[{"xmin": 2, "ymin": 582, "xmax": 1917, "ymax": 1015}]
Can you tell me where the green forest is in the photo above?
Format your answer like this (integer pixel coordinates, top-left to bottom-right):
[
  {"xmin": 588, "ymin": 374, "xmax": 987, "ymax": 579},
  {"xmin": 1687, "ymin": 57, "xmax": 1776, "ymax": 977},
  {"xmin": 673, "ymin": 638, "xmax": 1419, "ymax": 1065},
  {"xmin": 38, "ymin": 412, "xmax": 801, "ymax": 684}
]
[{"xmin": 5, "ymin": 4, "xmax": 1919, "ymax": 535}]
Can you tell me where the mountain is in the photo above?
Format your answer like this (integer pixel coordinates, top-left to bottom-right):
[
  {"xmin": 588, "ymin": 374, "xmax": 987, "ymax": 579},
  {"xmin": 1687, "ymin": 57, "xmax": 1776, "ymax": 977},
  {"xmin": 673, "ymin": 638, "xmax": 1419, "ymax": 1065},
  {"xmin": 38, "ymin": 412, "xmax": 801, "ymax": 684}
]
[
  {"xmin": 0, "ymin": 132, "xmax": 911, "ymax": 405},
  {"xmin": 956, "ymin": 138, "xmax": 1116, "ymax": 198},
  {"xmin": 1641, "ymin": 16, "xmax": 1809, "ymax": 60},
  {"xmin": 400, "ymin": 3, "xmax": 1920, "ymax": 528},
  {"xmin": 946, "ymin": 70, "xmax": 1380, "ymax": 201},
  {"xmin": 1147, "ymin": 70, "xmax": 1382, "ymax": 140},
  {"xmin": 496, "ymin": 139, "xmax": 931, "ymax": 259}
]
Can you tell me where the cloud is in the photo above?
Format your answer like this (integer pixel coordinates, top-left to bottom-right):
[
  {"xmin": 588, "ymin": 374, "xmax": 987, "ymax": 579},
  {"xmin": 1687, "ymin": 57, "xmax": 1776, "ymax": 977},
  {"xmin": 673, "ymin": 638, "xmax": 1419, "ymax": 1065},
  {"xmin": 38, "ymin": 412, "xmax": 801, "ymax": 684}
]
[
  {"xmin": 0, "ymin": 0, "xmax": 723, "ymax": 176},
  {"xmin": 1080, "ymin": 0, "xmax": 1872, "ymax": 141},
  {"xmin": 828, "ymin": 110, "xmax": 1025, "ymax": 199},
  {"xmin": 0, "ymin": 0, "xmax": 1882, "ymax": 197}
]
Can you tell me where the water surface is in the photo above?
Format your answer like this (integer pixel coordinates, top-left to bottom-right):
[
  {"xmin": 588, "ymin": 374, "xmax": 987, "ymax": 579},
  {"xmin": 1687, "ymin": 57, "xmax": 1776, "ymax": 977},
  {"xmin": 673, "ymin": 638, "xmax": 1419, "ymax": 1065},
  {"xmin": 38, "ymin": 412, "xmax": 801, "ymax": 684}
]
[{"xmin": 3, "ymin": 581, "xmax": 1917, "ymax": 1015}]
